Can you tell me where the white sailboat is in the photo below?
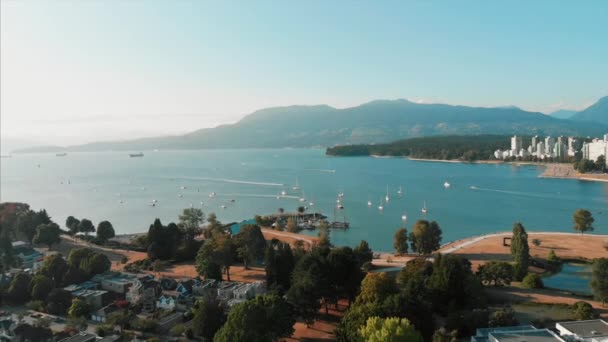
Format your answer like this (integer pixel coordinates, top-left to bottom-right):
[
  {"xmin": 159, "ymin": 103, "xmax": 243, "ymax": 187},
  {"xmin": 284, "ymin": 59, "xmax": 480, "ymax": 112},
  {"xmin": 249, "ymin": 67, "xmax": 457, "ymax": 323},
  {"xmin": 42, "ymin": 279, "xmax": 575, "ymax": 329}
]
[
  {"xmin": 444, "ymin": 181, "xmax": 451, "ymax": 188},
  {"xmin": 367, "ymin": 198, "xmax": 372, "ymax": 207},
  {"xmin": 421, "ymin": 201, "xmax": 428, "ymax": 214},
  {"xmin": 385, "ymin": 185, "xmax": 390, "ymax": 203},
  {"xmin": 292, "ymin": 178, "xmax": 300, "ymax": 191},
  {"xmin": 378, "ymin": 198, "xmax": 384, "ymax": 211},
  {"xmin": 397, "ymin": 186, "xmax": 403, "ymax": 196},
  {"xmin": 401, "ymin": 213, "xmax": 407, "ymax": 222},
  {"xmin": 281, "ymin": 189, "xmax": 287, "ymax": 196}
]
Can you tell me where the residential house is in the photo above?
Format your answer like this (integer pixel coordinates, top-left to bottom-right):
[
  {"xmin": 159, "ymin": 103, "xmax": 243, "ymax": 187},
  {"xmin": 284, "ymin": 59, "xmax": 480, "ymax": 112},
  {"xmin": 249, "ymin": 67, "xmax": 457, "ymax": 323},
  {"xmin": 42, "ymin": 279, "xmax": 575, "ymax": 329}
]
[
  {"xmin": 156, "ymin": 294, "xmax": 177, "ymax": 311},
  {"xmin": 12, "ymin": 242, "xmax": 44, "ymax": 271},
  {"xmin": 192, "ymin": 279, "xmax": 217, "ymax": 296},
  {"xmin": 57, "ymin": 332, "xmax": 97, "ymax": 342},
  {"xmin": 157, "ymin": 313, "xmax": 183, "ymax": 334},
  {"xmin": 91, "ymin": 304, "xmax": 120, "ymax": 323}
]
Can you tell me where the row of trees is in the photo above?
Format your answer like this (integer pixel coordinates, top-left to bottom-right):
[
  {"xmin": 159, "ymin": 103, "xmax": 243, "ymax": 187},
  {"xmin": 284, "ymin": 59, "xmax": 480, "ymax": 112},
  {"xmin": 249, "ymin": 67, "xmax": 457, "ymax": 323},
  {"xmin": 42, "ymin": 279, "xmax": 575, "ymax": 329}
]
[
  {"xmin": 393, "ymin": 220, "xmax": 443, "ymax": 256},
  {"xmin": 65, "ymin": 216, "xmax": 116, "ymax": 242},
  {"xmin": 2, "ymin": 248, "xmax": 110, "ymax": 312}
]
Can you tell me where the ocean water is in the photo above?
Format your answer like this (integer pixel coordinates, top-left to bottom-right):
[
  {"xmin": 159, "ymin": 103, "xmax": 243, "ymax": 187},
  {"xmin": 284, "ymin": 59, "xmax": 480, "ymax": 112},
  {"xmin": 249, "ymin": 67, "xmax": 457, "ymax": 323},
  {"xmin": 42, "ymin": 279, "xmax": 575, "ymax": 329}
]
[{"xmin": 1, "ymin": 149, "xmax": 607, "ymax": 251}]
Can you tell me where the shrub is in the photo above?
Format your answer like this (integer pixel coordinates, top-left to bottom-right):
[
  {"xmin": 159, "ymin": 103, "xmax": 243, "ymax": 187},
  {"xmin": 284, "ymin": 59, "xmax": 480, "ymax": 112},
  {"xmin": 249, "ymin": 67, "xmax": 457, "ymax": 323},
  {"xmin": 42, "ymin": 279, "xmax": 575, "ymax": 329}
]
[
  {"xmin": 522, "ymin": 273, "xmax": 544, "ymax": 289},
  {"xmin": 571, "ymin": 301, "xmax": 598, "ymax": 320},
  {"xmin": 170, "ymin": 324, "xmax": 186, "ymax": 336},
  {"xmin": 532, "ymin": 239, "xmax": 541, "ymax": 247},
  {"xmin": 603, "ymin": 240, "xmax": 608, "ymax": 251},
  {"xmin": 26, "ymin": 300, "xmax": 46, "ymax": 312},
  {"xmin": 547, "ymin": 249, "xmax": 560, "ymax": 264}
]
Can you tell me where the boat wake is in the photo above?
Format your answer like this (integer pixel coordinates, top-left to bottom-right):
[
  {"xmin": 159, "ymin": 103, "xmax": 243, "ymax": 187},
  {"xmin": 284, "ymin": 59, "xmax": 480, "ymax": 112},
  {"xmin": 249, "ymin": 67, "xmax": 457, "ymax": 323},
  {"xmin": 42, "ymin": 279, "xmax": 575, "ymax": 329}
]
[
  {"xmin": 304, "ymin": 169, "xmax": 336, "ymax": 173},
  {"xmin": 470, "ymin": 186, "xmax": 560, "ymax": 200},
  {"xmin": 172, "ymin": 177, "xmax": 284, "ymax": 187},
  {"xmin": 224, "ymin": 193, "xmax": 300, "ymax": 200}
]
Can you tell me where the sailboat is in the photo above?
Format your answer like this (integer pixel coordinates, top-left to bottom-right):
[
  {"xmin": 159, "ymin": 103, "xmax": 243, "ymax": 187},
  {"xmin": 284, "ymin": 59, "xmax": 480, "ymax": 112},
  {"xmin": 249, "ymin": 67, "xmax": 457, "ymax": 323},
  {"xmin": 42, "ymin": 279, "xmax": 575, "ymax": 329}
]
[
  {"xmin": 292, "ymin": 178, "xmax": 300, "ymax": 191},
  {"xmin": 401, "ymin": 213, "xmax": 407, "ymax": 222},
  {"xmin": 378, "ymin": 198, "xmax": 384, "ymax": 211},
  {"xmin": 308, "ymin": 194, "xmax": 315, "ymax": 207},
  {"xmin": 367, "ymin": 198, "xmax": 372, "ymax": 207},
  {"xmin": 444, "ymin": 181, "xmax": 451, "ymax": 188},
  {"xmin": 385, "ymin": 185, "xmax": 390, "ymax": 203},
  {"xmin": 397, "ymin": 186, "xmax": 403, "ymax": 196},
  {"xmin": 421, "ymin": 201, "xmax": 428, "ymax": 214},
  {"xmin": 281, "ymin": 189, "xmax": 287, "ymax": 196}
]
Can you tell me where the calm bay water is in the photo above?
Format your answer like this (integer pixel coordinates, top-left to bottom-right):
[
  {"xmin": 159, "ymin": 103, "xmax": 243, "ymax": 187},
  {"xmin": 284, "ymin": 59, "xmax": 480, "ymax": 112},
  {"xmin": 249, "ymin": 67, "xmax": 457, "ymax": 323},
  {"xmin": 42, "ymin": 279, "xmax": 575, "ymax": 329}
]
[
  {"xmin": 1, "ymin": 149, "xmax": 606, "ymax": 251},
  {"xmin": 543, "ymin": 263, "xmax": 593, "ymax": 295}
]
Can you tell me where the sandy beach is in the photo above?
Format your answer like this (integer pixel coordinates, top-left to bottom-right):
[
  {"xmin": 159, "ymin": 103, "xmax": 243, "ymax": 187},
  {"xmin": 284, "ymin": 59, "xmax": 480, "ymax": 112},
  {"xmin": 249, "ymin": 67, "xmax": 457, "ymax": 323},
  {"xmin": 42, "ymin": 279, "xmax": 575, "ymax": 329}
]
[{"xmin": 540, "ymin": 163, "xmax": 608, "ymax": 182}]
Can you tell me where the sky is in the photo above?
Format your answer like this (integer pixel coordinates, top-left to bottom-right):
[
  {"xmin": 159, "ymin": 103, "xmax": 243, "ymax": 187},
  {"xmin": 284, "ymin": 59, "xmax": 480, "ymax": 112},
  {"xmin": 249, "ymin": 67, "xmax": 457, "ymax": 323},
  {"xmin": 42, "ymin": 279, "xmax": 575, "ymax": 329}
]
[{"xmin": 1, "ymin": 0, "xmax": 607, "ymax": 148}]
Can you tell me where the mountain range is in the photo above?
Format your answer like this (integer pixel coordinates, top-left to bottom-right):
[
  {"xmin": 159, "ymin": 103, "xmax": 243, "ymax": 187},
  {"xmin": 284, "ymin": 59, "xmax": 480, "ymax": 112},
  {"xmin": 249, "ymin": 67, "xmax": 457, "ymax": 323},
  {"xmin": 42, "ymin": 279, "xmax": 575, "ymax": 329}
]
[{"xmin": 14, "ymin": 96, "xmax": 608, "ymax": 153}]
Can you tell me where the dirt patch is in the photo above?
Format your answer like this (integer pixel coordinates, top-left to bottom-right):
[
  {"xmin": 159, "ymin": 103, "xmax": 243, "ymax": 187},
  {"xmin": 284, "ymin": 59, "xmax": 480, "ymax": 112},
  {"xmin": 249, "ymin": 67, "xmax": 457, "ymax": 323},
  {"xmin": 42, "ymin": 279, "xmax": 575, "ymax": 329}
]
[{"xmin": 282, "ymin": 300, "xmax": 348, "ymax": 342}]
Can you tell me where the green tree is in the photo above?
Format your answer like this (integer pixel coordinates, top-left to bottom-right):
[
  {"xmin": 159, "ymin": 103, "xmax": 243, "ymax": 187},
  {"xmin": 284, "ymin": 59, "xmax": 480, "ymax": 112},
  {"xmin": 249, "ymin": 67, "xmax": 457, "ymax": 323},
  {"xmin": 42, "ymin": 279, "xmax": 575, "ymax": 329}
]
[
  {"xmin": 7, "ymin": 272, "xmax": 32, "ymax": 304},
  {"xmin": 67, "ymin": 248, "xmax": 93, "ymax": 268},
  {"xmin": 409, "ymin": 220, "xmax": 442, "ymax": 255},
  {"xmin": 30, "ymin": 274, "xmax": 54, "ymax": 301},
  {"xmin": 46, "ymin": 289, "xmax": 73, "ymax": 315},
  {"xmin": 192, "ymin": 296, "xmax": 224, "ymax": 341},
  {"xmin": 571, "ymin": 301, "xmax": 598, "ymax": 320},
  {"xmin": 355, "ymin": 272, "xmax": 397, "ymax": 305},
  {"xmin": 521, "ymin": 273, "xmax": 544, "ymax": 289},
  {"xmin": 590, "ymin": 258, "xmax": 608, "ymax": 305},
  {"xmin": 68, "ymin": 298, "xmax": 91, "ymax": 318},
  {"xmin": 33, "ymin": 223, "xmax": 61, "ymax": 249},
  {"xmin": 477, "ymin": 261, "xmax": 513, "ymax": 286},
  {"xmin": 65, "ymin": 216, "xmax": 80, "ymax": 235},
  {"xmin": 510, "ymin": 222, "xmax": 529, "ymax": 281},
  {"xmin": 358, "ymin": 316, "xmax": 424, "ymax": 342},
  {"xmin": 83, "ymin": 253, "xmax": 111, "ymax": 276},
  {"xmin": 488, "ymin": 307, "xmax": 518, "ymax": 327},
  {"xmin": 235, "ymin": 224, "xmax": 266, "ymax": 269},
  {"xmin": 195, "ymin": 233, "xmax": 235, "ymax": 281},
  {"xmin": 96, "ymin": 221, "xmax": 115, "ymax": 242},
  {"xmin": 265, "ymin": 240, "xmax": 295, "ymax": 292},
  {"xmin": 179, "ymin": 208, "xmax": 205, "ymax": 230},
  {"xmin": 317, "ymin": 220, "xmax": 331, "ymax": 248},
  {"xmin": 353, "ymin": 240, "xmax": 373, "ymax": 268},
  {"xmin": 328, "ymin": 246, "xmax": 364, "ymax": 305},
  {"xmin": 214, "ymin": 294, "xmax": 295, "ymax": 342},
  {"xmin": 428, "ymin": 254, "xmax": 484, "ymax": 313},
  {"xmin": 15, "ymin": 210, "xmax": 43, "ymax": 243},
  {"xmin": 77, "ymin": 219, "xmax": 95, "ymax": 236},
  {"xmin": 40, "ymin": 254, "xmax": 68, "ymax": 284},
  {"xmin": 573, "ymin": 209, "xmax": 594, "ymax": 235},
  {"xmin": 393, "ymin": 228, "xmax": 408, "ymax": 255},
  {"xmin": 286, "ymin": 217, "xmax": 298, "ymax": 233},
  {"xmin": 547, "ymin": 249, "xmax": 560, "ymax": 264},
  {"xmin": 432, "ymin": 328, "xmax": 458, "ymax": 342},
  {"xmin": 286, "ymin": 251, "xmax": 328, "ymax": 325}
]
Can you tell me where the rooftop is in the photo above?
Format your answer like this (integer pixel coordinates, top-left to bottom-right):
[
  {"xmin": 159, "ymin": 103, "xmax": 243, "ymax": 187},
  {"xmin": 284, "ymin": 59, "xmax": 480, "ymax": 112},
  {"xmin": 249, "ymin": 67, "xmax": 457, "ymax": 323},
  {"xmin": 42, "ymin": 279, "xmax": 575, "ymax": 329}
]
[
  {"xmin": 489, "ymin": 329, "xmax": 564, "ymax": 342},
  {"xmin": 57, "ymin": 332, "xmax": 97, "ymax": 342},
  {"xmin": 557, "ymin": 319, "xmax": 608, "ymax": 338},
  {"xmin": 477, "ymin": 326, "xmax": 537, "ymax": 337}
]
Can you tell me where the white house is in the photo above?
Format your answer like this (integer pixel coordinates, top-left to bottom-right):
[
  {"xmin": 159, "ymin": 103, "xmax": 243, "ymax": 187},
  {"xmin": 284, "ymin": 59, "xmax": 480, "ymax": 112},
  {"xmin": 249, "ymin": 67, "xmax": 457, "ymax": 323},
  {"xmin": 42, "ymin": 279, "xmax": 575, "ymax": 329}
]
[{"xmin": 556, "ymin": 319, "xmax": 608, "ymax": 341}]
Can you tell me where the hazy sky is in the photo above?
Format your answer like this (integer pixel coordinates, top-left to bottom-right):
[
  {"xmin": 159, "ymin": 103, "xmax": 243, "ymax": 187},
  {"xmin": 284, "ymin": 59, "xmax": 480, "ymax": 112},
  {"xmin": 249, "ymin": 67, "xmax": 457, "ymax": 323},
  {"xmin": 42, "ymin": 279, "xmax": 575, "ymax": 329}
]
[{"xmin": 1, "ymin": 1, "xmax": 607, "ymax": 147}]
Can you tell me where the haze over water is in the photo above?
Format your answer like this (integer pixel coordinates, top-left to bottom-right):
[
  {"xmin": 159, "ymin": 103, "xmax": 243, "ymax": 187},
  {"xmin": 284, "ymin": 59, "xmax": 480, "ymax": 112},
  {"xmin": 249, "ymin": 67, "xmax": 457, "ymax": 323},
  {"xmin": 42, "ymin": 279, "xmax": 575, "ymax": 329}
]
[{"xmin": 1, "ymin": 149, "xmax": 606, "ymax": 251}]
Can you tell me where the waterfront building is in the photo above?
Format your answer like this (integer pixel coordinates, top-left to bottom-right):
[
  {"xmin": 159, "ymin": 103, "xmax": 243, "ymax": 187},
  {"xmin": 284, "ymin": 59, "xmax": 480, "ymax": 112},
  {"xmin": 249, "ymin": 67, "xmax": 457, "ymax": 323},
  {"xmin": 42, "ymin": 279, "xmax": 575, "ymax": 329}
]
[
  {"xmin": 582, "ymin": 137, "xmax": 608, "ymax": 165},
  {"xmin": 545, "ymin": 136, "xmax": 555, "ymax": 156},
  {"xmin": 554, "ymin": 142, "xmax": 566, "ymax": 159},
  {"xmin": 531, "ymin": 136, "xmax": 538, "ymax": 153},
  {"xmin": 536, "ymin": 142, "xmax": 545, "ymax": 158},
  {"xmin": 511, "ymin": 135, "xmax": 522, "ymax": 154}
]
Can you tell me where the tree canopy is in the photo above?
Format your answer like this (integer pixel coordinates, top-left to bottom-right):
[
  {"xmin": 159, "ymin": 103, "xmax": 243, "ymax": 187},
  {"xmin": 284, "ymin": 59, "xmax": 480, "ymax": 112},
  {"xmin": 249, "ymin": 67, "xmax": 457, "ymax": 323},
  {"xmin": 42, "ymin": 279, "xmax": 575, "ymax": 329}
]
[
  {"xmin": 590, "ymin": 258, "xmax": 608, "ymax": 304},
  {"xmin": 213, "ymin": 294, "xmax": 295, "ymax": 342},
  {"xmin": 393, "ymin": 228, "xmax": 408, "ymax": 256},
  {"xmin": 409, "ymin": 220, "xmax": 442, "ymax": 255},
  {"xmin": 573, "ymin": 209, "xmax": 594, "ymax": 234},
  {"xmin": 358, "ymin": 316, "xmax": 424, "ymax": 342},
  {"xmin": 96, "ymin": 221, "xmax": 115, "ymax": 241},
  {"xmin": 34, "ymin": 223, "xmax": 61, "ymax": 249}
]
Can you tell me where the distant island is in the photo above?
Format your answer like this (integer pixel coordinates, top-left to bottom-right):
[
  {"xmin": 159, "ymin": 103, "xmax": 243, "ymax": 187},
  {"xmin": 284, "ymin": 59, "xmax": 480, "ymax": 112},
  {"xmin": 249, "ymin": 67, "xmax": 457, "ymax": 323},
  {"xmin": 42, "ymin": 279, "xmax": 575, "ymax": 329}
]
[
  {"xmin": 326, "ymin": 135, "xmax": 511, "ymax": 161},
  {"xmin": 13, "ymin": 96, "xmax": 608, "ymax": 153}
]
